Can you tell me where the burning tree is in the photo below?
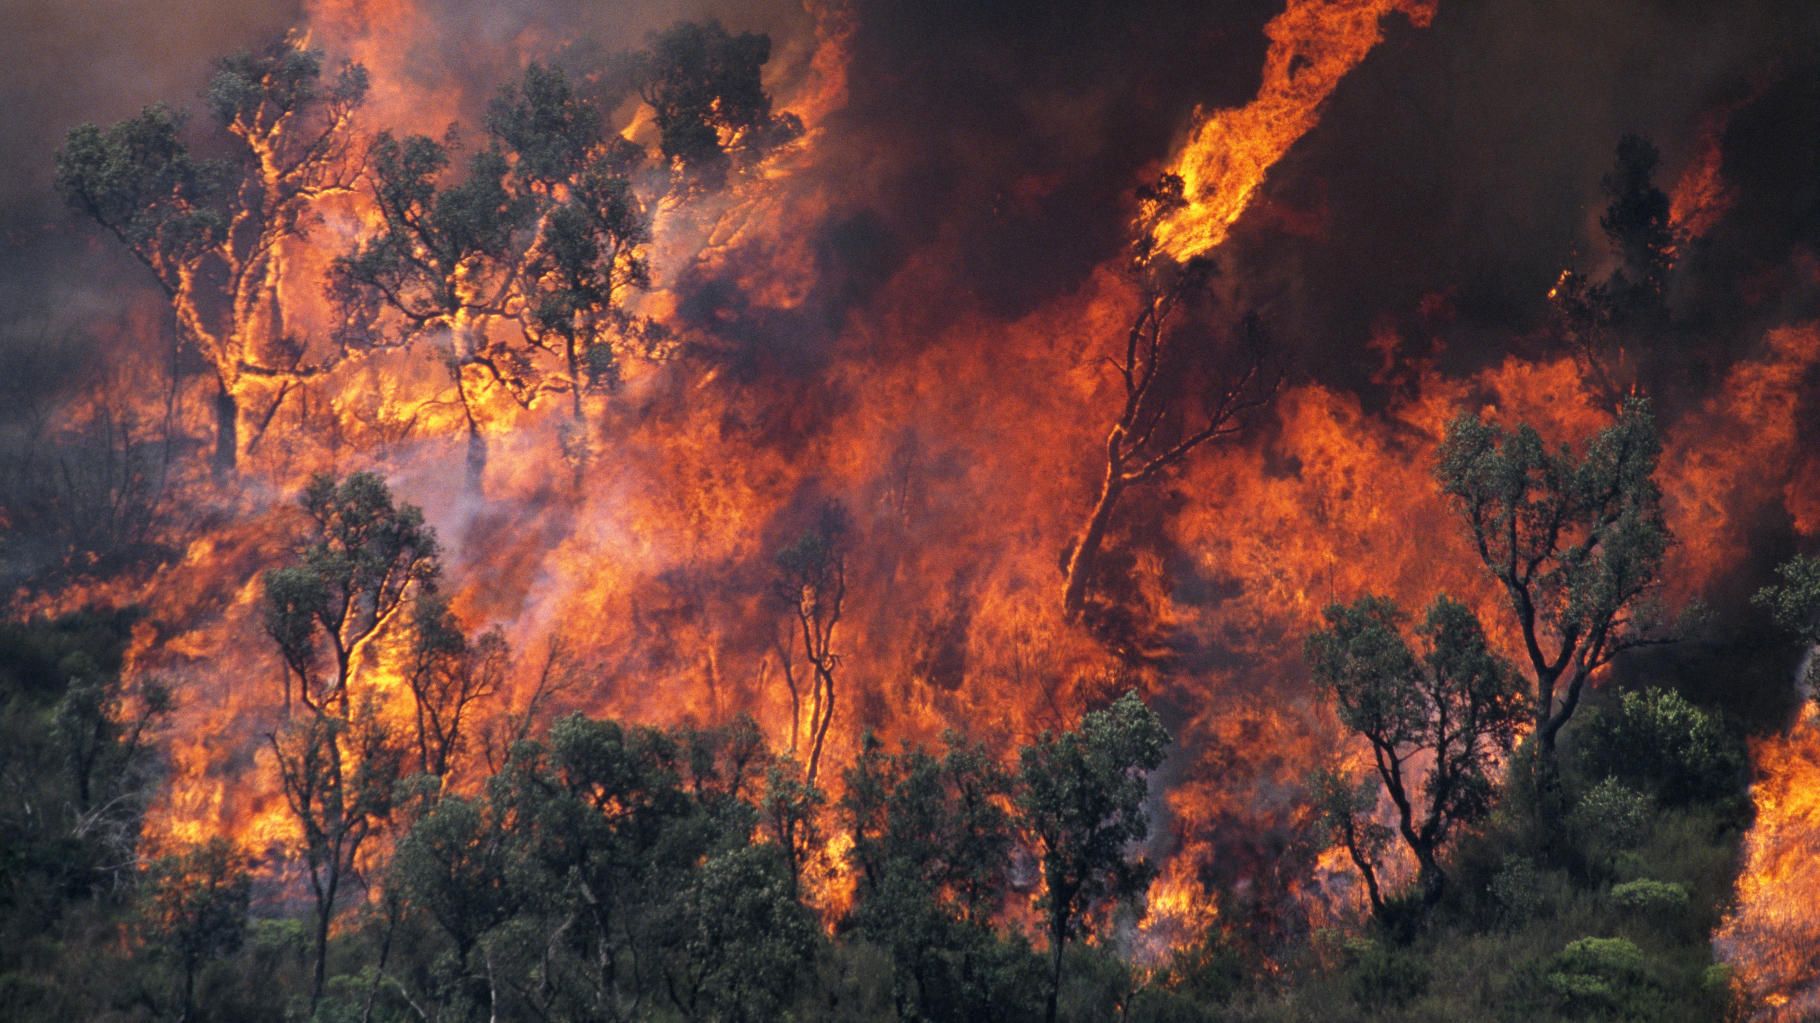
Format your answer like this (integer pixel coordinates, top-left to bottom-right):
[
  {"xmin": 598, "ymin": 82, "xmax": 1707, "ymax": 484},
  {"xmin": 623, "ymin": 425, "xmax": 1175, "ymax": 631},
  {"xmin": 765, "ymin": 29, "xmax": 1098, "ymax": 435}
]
[
  {"xmin": 771, "ymin": 500, "xmax": 851, "ymax": 789},
  {"xmin": 1435, "ymin": 396, "xmax": 1674, "ymax": 784},
  {"xmin": 262, "ymin": 472, "xmax": 442, "ymax": 714},
  {"xmin": 56, "ymin": 36, "xmax": 368, "ymax": 474},
  {"xmin": 1549, "ymin": 134, "xmax": 1680, "ymax": 398},
  {"xmin": 333, "ymin": 62, "xmax": 664, "ymax": 489},
  {"xmin": 330, "ymin": 129, "xmax": 537, "ymax": 491},
  {"xmin": 1306, "ymin": 595, "xmax": 1527, "ymax": 915},
  {"xmin": 260, "ymin": 471, "xmax": 440, "ymax": 1006},
  {"xmin": 505, "ymin": 63, "xmax": 655, "ymax": 445},
  {"xmin": 638, "ymin": 21, "xmax": 804, "ymax": 192},
  {"xmin": 335, "ymin": 35, "xmax": 797, "ymax": 491},
  {"xmin": 1062, "ymin": 178, "xmax": 1278, "ymax": 620},
  {"xmin": 402, "ymin": 593, "xmax": 508, "ymax": 779}
]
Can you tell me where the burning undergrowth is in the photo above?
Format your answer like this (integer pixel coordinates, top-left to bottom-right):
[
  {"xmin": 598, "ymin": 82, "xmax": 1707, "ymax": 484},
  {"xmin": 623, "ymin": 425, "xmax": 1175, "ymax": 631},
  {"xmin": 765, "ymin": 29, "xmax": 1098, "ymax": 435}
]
[{"xmin": 5, "ymin": 0, "xmax": 1820, "ymax": 1014}]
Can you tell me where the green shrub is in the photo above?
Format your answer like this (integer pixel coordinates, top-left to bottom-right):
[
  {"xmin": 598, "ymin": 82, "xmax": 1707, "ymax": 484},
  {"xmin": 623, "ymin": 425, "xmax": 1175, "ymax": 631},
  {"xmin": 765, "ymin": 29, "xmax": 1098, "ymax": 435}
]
[
  {"xmin": 1344, "ymin": 937, "xmax": 1430, "ymax": 1011},
  {"xmin": 1547, "ymin": 936, "xmax": 1660, "ymax": 1019},
  {"xmin": 1577, "ymin": 688, "xmax": 1743, "ymax": 805},
  {"xmin": 1490, "ymin": 855, "xmax": 1550, "ymax": 926},
  {"xmin": 1608, "ymin": 879, "xmax": 1689, "ymax": 915},
  {"xmin": 1570, "ymin": 779, "xmax": 1653, "ymax": 861}
]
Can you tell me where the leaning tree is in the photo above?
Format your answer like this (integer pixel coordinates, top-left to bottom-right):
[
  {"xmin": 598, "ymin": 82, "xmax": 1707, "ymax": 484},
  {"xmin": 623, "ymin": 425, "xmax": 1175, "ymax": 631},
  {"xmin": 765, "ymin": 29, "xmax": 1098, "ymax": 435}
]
[{"xmin": 1061, "ymin": 176, "xmax": 1278, "ymax": 620}]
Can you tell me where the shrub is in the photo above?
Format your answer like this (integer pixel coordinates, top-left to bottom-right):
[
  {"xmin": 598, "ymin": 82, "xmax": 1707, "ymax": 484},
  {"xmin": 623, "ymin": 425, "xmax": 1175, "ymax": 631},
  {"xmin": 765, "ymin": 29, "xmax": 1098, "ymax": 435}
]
[
  {"xmin": 1570, "ymin": 779, "xmax": 1653, "ymax": 865},
  {"xmin": 1489, "ymin": 855, "xmax": 1550, "ymax": 926},
  {"xmin": 1547, "ymin": 936, "xmax": 1660, "ymax": 1019},
  {"xmin": 1344, "ymin": 938, "xmax": 1430, "ymax": 1011},
  {"xmin": 1608, "ymin": 878, "xmax": 1689, "ymax": 915},
  {"xmin": 1577, "ymin": 688, "xmax": 1743, "ymax": 805}
]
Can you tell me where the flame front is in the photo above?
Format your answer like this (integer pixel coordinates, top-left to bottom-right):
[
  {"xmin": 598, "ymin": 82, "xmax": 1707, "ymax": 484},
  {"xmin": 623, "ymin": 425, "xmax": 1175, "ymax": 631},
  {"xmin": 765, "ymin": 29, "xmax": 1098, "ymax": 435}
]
[
  {"xmin": 12, "ymin": 0, "xmax": 1820, "ymax": 995},
  {"xmin": 1719, "ymin": 704, "xmax": 1820, "ymax": 1020}
]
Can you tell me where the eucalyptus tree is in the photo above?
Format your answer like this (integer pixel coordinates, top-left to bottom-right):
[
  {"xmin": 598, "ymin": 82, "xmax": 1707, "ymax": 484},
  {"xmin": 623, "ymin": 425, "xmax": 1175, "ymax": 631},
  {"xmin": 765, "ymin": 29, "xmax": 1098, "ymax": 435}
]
[
  {"xmin": 1062, "ymin": 176, "xmax": 1278, "ymax": 620},
  {"xmin": 1017, "ymin": 691, "xmax": 1169, "ymax": 1023},
  {"xmin": 336, "ymin": 29, "xmax": 798, "ymax": 491},
  {"xmin": 58, "ymin": 37, "xmax": 367, "ymax": 472},
  {"xmin": 1435, "ymin": 396, "xmax": 1673, "ymax": 779},
  {"xmin": 260, "ymin": 471, "xmax": 439, "ymax": 1006},
  {"xmin": 1307, "ymin": 595, "xmax": 1527, "ymax": 911}
]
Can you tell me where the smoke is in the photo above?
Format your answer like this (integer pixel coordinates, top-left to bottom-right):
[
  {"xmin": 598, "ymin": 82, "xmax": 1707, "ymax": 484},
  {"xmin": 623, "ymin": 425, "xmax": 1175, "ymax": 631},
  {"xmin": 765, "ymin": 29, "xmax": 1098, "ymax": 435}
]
[
  {"xmin": 11, "ymin": 0, "xmax": 1819, "ymax": 392},
  {"xmin": 1216, "ymin": 1, "xmax": 1817, "ymax": 390}
]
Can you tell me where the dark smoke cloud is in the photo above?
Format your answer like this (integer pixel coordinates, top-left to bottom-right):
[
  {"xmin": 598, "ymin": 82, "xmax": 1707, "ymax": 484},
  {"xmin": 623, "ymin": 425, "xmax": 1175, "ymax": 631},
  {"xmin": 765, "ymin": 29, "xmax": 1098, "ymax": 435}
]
[
  {"xmin": 9, "ymin": 0, "xmax": 1820, "ymax": 347},
  {"xmin": 1221, "ymin": 0, "xmax": 1820, "ymax": 394},
  {"xmin": 0, "ymin": 0, "xmax": 302, "ymax": 334},
  {"xmin": 818, "ymin": 0, "xmax": 1281, "ymax": 320},
  {"xmin": 651, "ymin": 0, "xmax": 1820, "ymax": 417},
  {"xmin": 0, "ymin": 0, "xmax": 303, "ymax": 215}
]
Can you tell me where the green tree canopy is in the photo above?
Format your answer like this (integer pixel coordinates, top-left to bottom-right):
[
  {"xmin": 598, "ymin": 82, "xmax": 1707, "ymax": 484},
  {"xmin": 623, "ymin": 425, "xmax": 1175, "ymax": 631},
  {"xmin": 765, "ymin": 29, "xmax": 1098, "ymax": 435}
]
[
  {"xmin": 262, "ymin": 471, "xmax": 441, "ymax": 714},
  {"xmin": 1435, "ymin": 396, "xmax": 1672, "ymax": 774},
  {"xmin": 1017, "ymin": 691, "xmax": 1170, "ymax": 1023},
  {"xmin": 58, "ymin": 37, "xmax": 367, "ymax": 471},
  {"xmin": 1307, "ymin": 594, "xmax": 1527, "ymax": 911}
]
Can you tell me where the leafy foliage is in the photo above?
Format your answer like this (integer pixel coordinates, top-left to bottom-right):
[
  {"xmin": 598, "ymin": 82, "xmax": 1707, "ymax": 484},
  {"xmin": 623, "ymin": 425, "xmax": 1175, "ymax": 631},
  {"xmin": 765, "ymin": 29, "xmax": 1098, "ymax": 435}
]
[
  {"xmin": 1019, "ymin": 691, "xmax": 1170, "ymax": 1023},
  {"xmin": 1576, "ymin": 687, "xmax": 1743, "ymax": 805},
  {"xmin": 1436, "ymin": 397, "xmax": 1673, "ymax": 770},
  {"xmin": 263, "ymin": 470, "xmax": 441, "ymax": 713},
  {"xmin": 638, "ymin": 21, "xmax": 802, "ymax": 190},
  {"xmin": 843, "ymin": 731, "xmax": 1022, "ymax": 1018},
  {"xmin": 1307, "ymin": 594, "xmax": 1527, "ymax": 910},
  {"xmin": 57, "ymin": 36, "xmax": 368, "ymax": 471}
]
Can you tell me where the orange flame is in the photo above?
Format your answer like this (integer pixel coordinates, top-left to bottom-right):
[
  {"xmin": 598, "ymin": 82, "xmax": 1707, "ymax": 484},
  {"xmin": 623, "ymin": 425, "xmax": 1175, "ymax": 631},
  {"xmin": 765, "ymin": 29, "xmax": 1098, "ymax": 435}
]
[
  {"xmin": 1150, "ymin": 0, "xmax": 1437, "ymax": 262},
  {"xmin": 1718, "ymin": 703, "xmax": 1820, "ymax": 1020}
]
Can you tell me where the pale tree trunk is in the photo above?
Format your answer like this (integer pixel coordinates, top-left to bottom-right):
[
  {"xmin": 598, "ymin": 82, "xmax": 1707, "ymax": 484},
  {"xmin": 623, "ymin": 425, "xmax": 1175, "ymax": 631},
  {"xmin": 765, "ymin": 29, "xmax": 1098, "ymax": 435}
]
[{"xmin": 464, "ymin": 420, "xmax": 488, "ymax": 495}]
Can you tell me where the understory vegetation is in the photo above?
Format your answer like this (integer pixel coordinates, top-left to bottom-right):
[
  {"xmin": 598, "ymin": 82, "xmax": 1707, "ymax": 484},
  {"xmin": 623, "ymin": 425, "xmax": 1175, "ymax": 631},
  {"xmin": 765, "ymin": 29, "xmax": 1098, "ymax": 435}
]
[{"xmin": 0, "ymin": 600, "xmax": 1768, "ymax": 1021}]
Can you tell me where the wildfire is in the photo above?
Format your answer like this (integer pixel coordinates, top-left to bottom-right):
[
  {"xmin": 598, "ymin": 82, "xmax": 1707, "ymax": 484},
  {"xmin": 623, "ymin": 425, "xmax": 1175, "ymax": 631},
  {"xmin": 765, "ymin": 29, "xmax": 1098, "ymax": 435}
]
[
  {"xmin": 15, "ymin": 0, "xmax": 1820, "ymax": 995},
  {"xmin": 1149, "ymin": 0, "xmax": 1437, "ymax": 262},
  {"xmin": 1668, "ymin": 87, "xmax": 1763, "ymax": 246},
  {"xmin": 1718, "ymin": 703, "xmax": 1820, "ymax": 1020}
]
